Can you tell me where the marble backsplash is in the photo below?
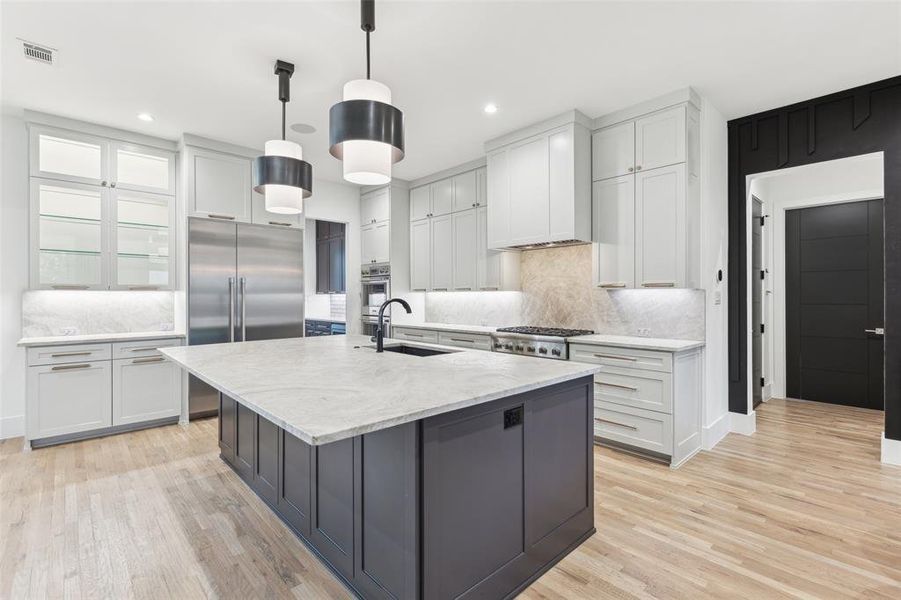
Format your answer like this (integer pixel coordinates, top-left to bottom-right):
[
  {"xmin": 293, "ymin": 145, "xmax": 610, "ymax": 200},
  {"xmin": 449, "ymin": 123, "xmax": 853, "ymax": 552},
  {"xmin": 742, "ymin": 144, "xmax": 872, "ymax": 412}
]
[
  {"xmin": 425, "ymin": 244, "xmax": 705, "ymax": 340},
  {"xmin": 22, "ymin": 291, "xmax": 176, "ymax": 338}
]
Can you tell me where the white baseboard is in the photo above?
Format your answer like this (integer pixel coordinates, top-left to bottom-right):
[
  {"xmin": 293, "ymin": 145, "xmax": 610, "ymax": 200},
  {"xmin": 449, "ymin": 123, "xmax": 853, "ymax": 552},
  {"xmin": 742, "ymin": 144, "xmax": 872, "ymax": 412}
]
[
  {"xmin": 730, "ymin": 410, "xmax": 757, "ymax": 436},
  {"xmin": 702, "ymin": 413, "xmax": 730, "ymax": 449},
  {"xmin": 0, "ymin": 414, "xmax": 24, "ymax": 440},
  {"xmin": 882, "ymin": 434, "xmax": 901, "ymax": 466}
]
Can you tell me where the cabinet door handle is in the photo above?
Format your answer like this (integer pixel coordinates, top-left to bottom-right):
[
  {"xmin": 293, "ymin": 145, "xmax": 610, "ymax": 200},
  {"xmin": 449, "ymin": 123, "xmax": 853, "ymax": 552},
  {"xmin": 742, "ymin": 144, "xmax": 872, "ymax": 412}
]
[
  {"xmin": 110, "ymin": 182, "xmax": 117, "ymax": 188},
  {"xmin": 432, "ymin": 287, "xmax": 448, "ymax": 291},
  {"xmin": 403, "ymin": 332, "xmax": 424, "ymax": 338},
  {"xmin": 594, "ymin": 417, "xmax": 638, "ymax": 430},
  {"xmin": 50, "ymin": 351, "xmax": 93, "ymax": 358},
  {"xmin": 455, "ymin": 287, "xmax": 472, "ymax": 291},
  {"xmin": 101, "ymin": 180, "xmax": 108, "ymax": 187},
  {"xmin": 209, "ymin": 213, "xmax": 236, "ymax": 221},
  {"xmin": 642, "ymin": 282, "xmax": 675, "ymax": 288},
  {"xmin": 128, "ymin": 285, "xmax": 159, "ymax": 290},
  {"xmin": 595, "ymin": 381, "xmax": 638, "ymax": 391},
  {"xmin": 51, "ymin": 284, "xmax": 89, "ymax": 290},
  {"xmin": 128, "ymin": 347, "xmax": 159, "ymax": 352},
  {"xmin": 635, "ymin": 165, "xmax": 642, "ymax": 171},
  {"xmin": 268, "ymin": 221, "xmax": 292, "ymax": 227},
  {"xmin": 593, "ymin": 353, "xmax": 637, "ymax": 361},
  {"xmin": 865, "ymin": 328, "xmax": 885, "ymax": 336},
  {"xmin": 599, "ymin": 283, "xmax": 627, "ymax": 288},
  {"xmin": 449, "ymin": 337, "xmax": 474, "ymax": 343},
  {"xmin": 628, "ymin": 167, "xmax": 634, "ymax": 173},
  {"xmin": 132, "ymin": 357, "xmax": 165, "ymax": 364},
  {"xmin": 479, "ymin": 286, "xmax": 499, "ymax": 291},
  {"xmin": 51, "ymin": 363, "xmax": 91, "ymax": 371}
]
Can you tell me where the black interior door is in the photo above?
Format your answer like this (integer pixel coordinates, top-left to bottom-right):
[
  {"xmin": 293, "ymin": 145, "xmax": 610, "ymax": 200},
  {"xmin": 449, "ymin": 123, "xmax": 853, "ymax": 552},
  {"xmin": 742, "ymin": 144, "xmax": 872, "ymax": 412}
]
[
  {"xmin": 752, "ymin": 198, "xmax": 764, "ymax": 408},
  {"xmin": 786, "ymin": 200, "xmax": 884, "ymax": 409}
]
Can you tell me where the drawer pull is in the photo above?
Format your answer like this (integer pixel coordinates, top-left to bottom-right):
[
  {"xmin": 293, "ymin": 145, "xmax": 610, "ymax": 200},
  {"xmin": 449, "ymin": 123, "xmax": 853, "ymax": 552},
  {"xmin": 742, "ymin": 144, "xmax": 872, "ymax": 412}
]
[
  {"xmin": 50, "ymin": 351, "xmax": 93, "ymax": 358},
  {"xmin": 642, "ymin": 282, "xmax": 675, "ymax": 288},
  {"xmin": 268, "ymin": 221, "xmax": 292, "ymax": 227},
  {"xmin": 128, "ymin": 347, "xmax": 159, "ymax": 352},
  {"xmin": 208, "ymin": 213, "xmax": 236, "ymax": 221},
  {"xmin": 432, "ymin": 288, "xmax": 448, "ymax": 291},
  {"xmin": 51, "ymin": 363, "xmax": 91, "ymax": 371},
  {"xmin": 51, "ymin": 284, "xmax": 89, "ymax": 290},
  {"xmin": 403, "ymin": 332, "xmax": 424, "ymax": 338},
  {"xmin": 595, "ymin": 381, "xmax": 638, "ymax": 391},
  {"xmin": 128, "ymin": 285, "xmax": 160, "ymax": 290},
  {"xmin": 594, "ymin": 417, "xmax": 638, "ymax": 430},
  {"xmin": 133, "ymin": 357, "xmax": 165, "ymax": 364},
  {"xmin": 593, "ymin": 353, "xmax": 637, "ymax": 361},
  {"xmin": 599, "ymin": 283, "xmax": 627, "ymax": 288},
  {"xmin": 479, "ymin": 287, "xmax": 499, "ymax": 291},
  {"xmin": 449, "ymin": 337, "xmax": 474, "ymax": 343}
]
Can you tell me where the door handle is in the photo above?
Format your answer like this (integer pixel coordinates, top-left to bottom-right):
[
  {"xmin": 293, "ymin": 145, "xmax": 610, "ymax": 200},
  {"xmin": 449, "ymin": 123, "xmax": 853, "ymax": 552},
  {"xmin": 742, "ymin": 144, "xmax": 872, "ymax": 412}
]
[
  {"xmin": 240, "ymin": 277, "xmax": 247, "ymax": 342},
  {"xmin": 865, "ymin": 328, "xmax": 885, "ymax": 336},
  {"xmin": 228, "ymin": 277, "xmax": 235, "ymax": 343}
]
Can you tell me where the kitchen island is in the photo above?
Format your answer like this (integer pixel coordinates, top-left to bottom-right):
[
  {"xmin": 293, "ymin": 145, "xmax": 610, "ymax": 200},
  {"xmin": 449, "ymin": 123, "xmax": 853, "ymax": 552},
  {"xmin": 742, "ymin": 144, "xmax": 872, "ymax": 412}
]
[{"xmin": 161, "ymin": 335, "xmax": 599, "ymax": 600}]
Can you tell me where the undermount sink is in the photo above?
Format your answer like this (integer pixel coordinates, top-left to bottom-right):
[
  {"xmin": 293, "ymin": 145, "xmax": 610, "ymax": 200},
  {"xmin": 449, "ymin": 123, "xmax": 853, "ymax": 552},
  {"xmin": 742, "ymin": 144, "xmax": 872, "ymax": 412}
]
[{"xmin": 381, "ymin": 344, "xmax": 455, "ymax": 357}]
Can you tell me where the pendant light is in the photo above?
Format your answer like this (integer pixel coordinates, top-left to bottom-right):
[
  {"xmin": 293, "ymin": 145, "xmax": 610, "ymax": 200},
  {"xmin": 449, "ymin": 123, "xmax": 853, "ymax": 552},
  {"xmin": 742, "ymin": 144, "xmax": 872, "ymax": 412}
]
[
  {"xmin": 329, "ymin": 0, "xmax": 404, "ymax": 185},
  {"xmin": 253, "ymin": 60, "xmax": 313, "ymax": 214}
]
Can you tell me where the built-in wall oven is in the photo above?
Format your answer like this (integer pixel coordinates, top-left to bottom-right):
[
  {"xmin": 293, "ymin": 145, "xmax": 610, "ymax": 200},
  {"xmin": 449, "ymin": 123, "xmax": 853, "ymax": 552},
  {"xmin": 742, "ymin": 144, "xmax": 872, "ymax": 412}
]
[{"xmin": 361, "ymin": 263, "xmax": 391, "ymax": 337}]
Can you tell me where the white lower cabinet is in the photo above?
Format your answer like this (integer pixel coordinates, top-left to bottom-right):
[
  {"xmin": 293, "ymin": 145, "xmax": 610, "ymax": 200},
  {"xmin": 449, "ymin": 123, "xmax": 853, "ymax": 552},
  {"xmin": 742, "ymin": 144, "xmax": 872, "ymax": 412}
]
[
  {"xmin": 25, "ymin": 337, "xmax": 183, "ymax": 446},
  {"xmin": 570, "ymin": 342, "xmax": 702, "ymax": 467},
  {"xmin": 113, "ymin": 356, "xmax": 181, "ymax": 426},
  {"xmin": 27, "ymin": 361, "xmax": 113, "ymax": 440}
]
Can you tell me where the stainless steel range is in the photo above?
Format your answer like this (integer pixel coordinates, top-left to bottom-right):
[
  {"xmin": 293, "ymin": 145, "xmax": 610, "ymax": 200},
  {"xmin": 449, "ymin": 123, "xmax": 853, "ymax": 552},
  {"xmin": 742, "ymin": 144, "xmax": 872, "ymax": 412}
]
[{"xmin": 490, "ymin": 326, "xmax": 594, "ymax": 360}]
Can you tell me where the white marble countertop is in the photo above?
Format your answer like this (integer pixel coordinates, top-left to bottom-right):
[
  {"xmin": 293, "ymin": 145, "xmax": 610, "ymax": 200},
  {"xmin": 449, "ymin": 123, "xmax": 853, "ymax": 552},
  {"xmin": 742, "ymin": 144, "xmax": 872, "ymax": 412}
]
[
  {"xmin": 566, "ymin": 334, "xmax": 704, "ymax": 352},
  {"xmin": 160, "ymin": 334, "xmax": 599, "ymax": 446},
  {"xmin": 391, "ymin": 322, "xmax": 498, "ymax": 335},
  {"xmin": 17, "ymin": 331, "xmax": 185, "ymax": 347}
]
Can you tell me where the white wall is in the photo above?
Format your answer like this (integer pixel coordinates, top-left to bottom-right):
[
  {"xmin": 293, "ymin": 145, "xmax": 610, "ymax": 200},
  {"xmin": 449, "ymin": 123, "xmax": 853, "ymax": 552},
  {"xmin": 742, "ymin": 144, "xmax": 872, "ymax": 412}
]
[
  {"xmin": 302, "ymin": 179, "xmax": 362, "ymax": 334},
  {"xmin": 750, "ymin": 153, "xmax": 884, "ymax": 401},
  {"xmin": 699, "ymin": 97, "xmax": 731, "ymax": 447},
  {"xmin": 1, "ymin": 114, "xmax": 29, "ymax": 438}
]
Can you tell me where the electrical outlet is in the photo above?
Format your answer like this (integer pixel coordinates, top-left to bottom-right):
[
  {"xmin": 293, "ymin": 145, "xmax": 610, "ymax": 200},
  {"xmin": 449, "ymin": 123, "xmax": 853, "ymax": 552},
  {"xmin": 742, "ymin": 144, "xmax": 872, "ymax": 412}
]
[
  {"xmin": 637, "ymin": 328, "xmax": 652, "ymax": 337},
  {"xmin": 159, "ymin": 322, "xmax": 174, "ymax": 331},
  {"xmin": 61, "ymin": 327, "xmax": 78, "ymax": 336}
]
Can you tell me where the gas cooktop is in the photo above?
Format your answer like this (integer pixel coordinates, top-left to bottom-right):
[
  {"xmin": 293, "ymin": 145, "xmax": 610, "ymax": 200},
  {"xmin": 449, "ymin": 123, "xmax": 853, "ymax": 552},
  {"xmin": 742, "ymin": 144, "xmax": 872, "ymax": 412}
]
[
  {"xmin": 491, "ymin": 326, "xmax": 595, "ymax": 360},
  {"xmin": 495, "ymin": 326, "xmax": 595, "ymax": 337}
]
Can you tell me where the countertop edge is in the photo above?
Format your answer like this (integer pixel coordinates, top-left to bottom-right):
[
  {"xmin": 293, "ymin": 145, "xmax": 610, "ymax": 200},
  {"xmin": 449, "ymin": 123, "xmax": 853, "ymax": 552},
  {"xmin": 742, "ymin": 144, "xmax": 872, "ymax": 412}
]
[
  {"xmin": 391, "ymin": 322, "xmax": 498, "ymax": 335},
  {"xmin": 566, "ymin": 336, "xmax": 705, "ymax": 352},
  {"xmin": 160, "ymin": 346, "xmax": 600, "ymax": 446},
  {"xmin": 18, "ymin": 331, "xmax": 186, "ymax": 347}
]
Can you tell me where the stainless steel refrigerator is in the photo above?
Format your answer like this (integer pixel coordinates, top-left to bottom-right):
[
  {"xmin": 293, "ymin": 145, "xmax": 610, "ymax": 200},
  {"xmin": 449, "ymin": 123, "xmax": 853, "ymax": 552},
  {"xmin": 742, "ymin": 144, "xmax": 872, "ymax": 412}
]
[{"xmin": 187, "ymin": 217, "xmax": 304, "ymax": 418}]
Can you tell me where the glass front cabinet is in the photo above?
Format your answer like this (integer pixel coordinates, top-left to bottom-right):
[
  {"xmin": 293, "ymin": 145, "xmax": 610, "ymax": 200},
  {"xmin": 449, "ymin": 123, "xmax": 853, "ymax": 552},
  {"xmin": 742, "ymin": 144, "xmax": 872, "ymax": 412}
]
[{"xmin": 29, "ymin": 125, "xmax": 176, "ymax": 290}]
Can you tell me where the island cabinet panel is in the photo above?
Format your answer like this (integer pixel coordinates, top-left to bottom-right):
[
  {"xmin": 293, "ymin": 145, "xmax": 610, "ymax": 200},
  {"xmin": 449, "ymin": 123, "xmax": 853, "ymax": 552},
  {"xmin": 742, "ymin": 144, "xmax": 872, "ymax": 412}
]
[
  {"xmin": 218, "ymin": 394, "xmax": 236, "ymax": 464},
  {"xmin": 254, "ymin": 415, "xmax": 279, "ymax": 504},
  {"xmin": 234, "ymin": 403, "xmax": 255, "ymax": 480},
  {"xmin": 422, "ymin": 377, "xmax": 594, "ymax": 600},
  {"xmin": 310, "ymin": 438, "xmax": 356, "ymax": 582},
  {"xmin": 278, "ymin": 429, "xmax": 312, "ymax": 537}
]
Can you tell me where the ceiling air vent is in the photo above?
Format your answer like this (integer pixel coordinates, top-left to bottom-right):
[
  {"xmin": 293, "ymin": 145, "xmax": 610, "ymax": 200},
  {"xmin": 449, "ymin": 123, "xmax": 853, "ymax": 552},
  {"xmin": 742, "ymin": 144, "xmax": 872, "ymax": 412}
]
[{"xmin": 22, "ymin": 41, "xmax": 54, "ymax": 65}]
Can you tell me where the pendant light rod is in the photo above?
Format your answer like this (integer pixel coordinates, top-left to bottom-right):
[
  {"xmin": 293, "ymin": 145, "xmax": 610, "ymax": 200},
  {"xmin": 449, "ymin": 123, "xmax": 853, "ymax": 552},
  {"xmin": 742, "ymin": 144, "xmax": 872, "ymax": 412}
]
[
  {"xmin": 361, "ymin": 0, "xmax": 375, "ymax": 79},
  {"xmin": 274, "ymin": 60, "xmax": 295, "ymax": 140}
]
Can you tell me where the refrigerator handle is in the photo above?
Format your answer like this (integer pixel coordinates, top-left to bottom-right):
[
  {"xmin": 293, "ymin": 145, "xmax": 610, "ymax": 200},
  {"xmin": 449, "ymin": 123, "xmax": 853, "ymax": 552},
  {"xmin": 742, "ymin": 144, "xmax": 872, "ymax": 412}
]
[
  {"xmin": 228, "ymin": 277, "xmax": 235, "ymax": 343},
  {"xmin": 240, "ymin": 277, "xmax": 247, "ymax": 342}
]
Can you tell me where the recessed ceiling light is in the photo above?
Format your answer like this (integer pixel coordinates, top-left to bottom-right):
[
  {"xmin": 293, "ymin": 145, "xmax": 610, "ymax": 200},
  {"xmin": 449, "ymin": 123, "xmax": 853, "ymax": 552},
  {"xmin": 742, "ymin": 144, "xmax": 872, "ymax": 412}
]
[
  {"xmin": 290, "ymin": 123, "xmax": 317, "ymax": 134},
  {"xmin": 483, "ymin": 103, "xmax": 498, "ymax": 114},
  {"xmin": 137, "ymin": 112, "xmax": 154, "ymax": 122}
]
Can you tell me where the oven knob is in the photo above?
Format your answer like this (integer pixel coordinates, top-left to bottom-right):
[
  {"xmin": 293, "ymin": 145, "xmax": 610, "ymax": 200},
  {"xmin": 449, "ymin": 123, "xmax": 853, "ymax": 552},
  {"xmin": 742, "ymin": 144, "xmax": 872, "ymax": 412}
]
[
  {"xmin": 551, "ymin": 348, "xmax": 561, "ymax": 356},
  {"xmin": 527, "ymin": 346, "xmax": 535, "ymax": 353},
  {"xmin": 538, "ymin": 347, "xmax": 548, "ymax": 354},
  {"xmin": 504, "ymin": 344, "xmax": 513, "ymax": 350},
  {"xmin": 515, "ymin": 345, "xmax": 524, "ymax": 352},
  {"xmin": 494, "ymin": 342, "xmax": 502, "ymax": 349}
]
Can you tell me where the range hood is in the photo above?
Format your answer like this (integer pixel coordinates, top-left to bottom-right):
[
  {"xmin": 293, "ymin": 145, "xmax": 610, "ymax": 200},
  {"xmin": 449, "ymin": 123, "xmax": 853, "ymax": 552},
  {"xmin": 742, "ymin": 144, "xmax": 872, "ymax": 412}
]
[{"xmin": 484, "ymin": 110, "xmax": 592, "ymax": 250}]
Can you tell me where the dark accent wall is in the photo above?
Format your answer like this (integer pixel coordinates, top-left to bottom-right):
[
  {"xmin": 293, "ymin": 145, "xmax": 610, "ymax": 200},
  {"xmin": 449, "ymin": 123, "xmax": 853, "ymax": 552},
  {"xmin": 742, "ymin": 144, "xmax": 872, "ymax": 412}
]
[{"xmin": 727, "ymin": 75, "xmax": 901, "ymax": 441}]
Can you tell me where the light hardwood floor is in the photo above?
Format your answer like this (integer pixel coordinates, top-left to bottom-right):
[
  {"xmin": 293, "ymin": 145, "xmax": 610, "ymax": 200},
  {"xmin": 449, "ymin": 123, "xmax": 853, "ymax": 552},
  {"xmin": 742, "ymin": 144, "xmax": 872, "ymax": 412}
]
[{"xmin": 2, "ymin": 399, "xmax": 899, "ymax": 599}]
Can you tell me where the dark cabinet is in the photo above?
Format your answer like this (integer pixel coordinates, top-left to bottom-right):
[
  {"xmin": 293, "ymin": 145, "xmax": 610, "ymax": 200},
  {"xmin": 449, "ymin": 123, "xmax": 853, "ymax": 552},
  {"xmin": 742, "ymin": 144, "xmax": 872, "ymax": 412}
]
[
  {"xmin": 254, "ymin": 415, "xmax": 279, "ymax": 504},
  {"xmin": 279, "ymin": 429, "xmax": 312, "ymax": 537},
  {"xmin": 234, "ymin": 403, "xmax": 255, "ymax": 480},
  {"xmin": 219, "ymin": 394, "xmax": 236, "ymax": 464},
  {"xmin": 316, "ymin": 220, "xmax": 346, "ymax": 294}
]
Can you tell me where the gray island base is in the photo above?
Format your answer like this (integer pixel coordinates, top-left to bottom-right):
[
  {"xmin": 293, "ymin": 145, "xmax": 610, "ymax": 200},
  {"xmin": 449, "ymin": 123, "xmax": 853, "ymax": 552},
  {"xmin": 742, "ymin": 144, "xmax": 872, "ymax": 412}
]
[{"xmin": 161, "ymin": 336, "xmax": 598, "ymax": 599}]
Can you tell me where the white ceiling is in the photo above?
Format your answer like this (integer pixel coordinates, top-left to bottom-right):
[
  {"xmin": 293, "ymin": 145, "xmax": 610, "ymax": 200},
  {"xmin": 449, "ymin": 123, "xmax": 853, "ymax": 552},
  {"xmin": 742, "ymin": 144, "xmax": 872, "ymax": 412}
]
[{"xmin": 2, "ymin": 1, "xmax": 899, "ymax": 183}]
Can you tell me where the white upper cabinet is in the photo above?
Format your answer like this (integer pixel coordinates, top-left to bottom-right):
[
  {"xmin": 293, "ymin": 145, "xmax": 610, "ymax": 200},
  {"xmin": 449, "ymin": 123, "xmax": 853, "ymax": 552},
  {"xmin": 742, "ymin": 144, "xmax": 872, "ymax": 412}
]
[
  {"xmin": 361, "ymin": 221, "xmax": 390, "ymax": 265},
  {"xmin": 592, "ymin": 176, "xmax": 635, "ymax": 289},
  {"xmin": 110, "ymin": 189, "xmax": 175, "ymax": 290},
  {"xmin": 452, "ymin": 209, "xmax": 477, "ymax": 290},
  {"xmin": 111, "ymin": 142, "xmax": 176, "ymax": 195},
  {"xmin": 429, "ymin": 214, "xmax": 453, "ymax": 291},
  {"xmin": 634, "ymin": 105, "xmax": 686, "ymax": 173},
  {"xmin": 591, "ymin": 121, "xmax": 634, "ymax": 180},
  {"xmin": 476, "ymin": 167, "xmax": 488, "ymax": 207},
  {"xmin": 452, "ymin": 170, "xmax": 478, "ymax": 213},
  {"xmin": 410, "ymin": 185, "xmax": 431, "ymax": 221},
  {"xmin": 635, "ymin": 164, "xmax": 685, "ymax": 288},
  {"xmin": 31, "ymin": 127, "xmax": 108, "ymax": 187},
  {"xmin": 431, "ymin": 178, "xmax": 454, "ymax": 217},
  {"xmin": 410, "ymin": 218, "xmax": 431, "ymax": 291},
  {"xmin": 361, "ymin": 188, "xmax": 390, "ymax": 224},
  {"xmin": 485, "ymin": 112, "xmax": 591, "ymax": 249},
  {"xmin": 186, "ymin": 147, "xmax": 253, "ymax": 223}
]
